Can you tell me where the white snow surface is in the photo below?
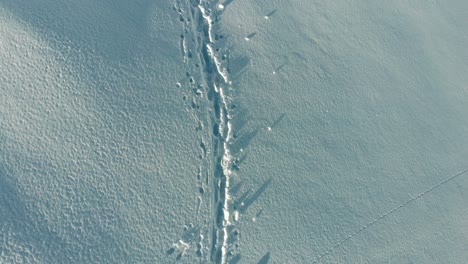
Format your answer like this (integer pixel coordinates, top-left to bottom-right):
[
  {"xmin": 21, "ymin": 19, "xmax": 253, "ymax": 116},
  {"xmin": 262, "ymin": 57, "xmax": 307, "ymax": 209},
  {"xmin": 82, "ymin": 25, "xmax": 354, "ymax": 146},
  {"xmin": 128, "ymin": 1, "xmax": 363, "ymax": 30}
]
[{"xmin": 1, "ymin": 0, "xmax": 468, "ymax": 263}]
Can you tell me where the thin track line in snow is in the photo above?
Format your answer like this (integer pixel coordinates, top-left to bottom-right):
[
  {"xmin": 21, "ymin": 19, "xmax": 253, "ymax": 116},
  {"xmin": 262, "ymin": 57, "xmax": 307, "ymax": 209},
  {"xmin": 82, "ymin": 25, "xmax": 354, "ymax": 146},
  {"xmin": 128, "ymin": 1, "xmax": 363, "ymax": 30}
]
[{"xmin": 313, "ymin": 167, "xmax": 468, "ymax": 263}]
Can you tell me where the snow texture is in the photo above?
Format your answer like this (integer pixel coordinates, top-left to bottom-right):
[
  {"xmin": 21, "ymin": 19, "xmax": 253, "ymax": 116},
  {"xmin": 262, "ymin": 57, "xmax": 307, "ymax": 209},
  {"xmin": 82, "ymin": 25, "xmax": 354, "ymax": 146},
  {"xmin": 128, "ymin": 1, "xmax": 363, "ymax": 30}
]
[{"xmin": 1, "ymin": 0, "xmax": 468, "ymax": 263}]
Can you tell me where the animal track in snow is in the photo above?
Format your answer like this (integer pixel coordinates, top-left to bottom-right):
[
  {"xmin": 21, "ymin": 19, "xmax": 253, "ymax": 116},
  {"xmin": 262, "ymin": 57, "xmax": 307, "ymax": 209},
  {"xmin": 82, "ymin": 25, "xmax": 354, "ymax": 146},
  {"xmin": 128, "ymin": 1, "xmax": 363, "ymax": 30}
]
[{"xmin": 313, "ymin": 167, "xmax": 468, "ymax": 263}]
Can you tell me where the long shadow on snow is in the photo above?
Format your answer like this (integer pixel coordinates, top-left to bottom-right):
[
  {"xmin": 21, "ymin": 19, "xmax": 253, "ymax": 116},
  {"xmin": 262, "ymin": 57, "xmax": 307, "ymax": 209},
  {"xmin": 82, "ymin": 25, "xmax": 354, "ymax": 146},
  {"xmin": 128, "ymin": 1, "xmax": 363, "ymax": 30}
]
[
  {"xmin": 227, "ymin": 54, "xmax": 251, "ymax": 84},
  {"xmin": 240, "ymin": 178, "xmax": 272, "ymax": 213},
  {"xmin": 257, "ymin": 252, "xmax": 271, "ymax": 264},
  {"xmin": 229, "ymin": 253, "xmax": 242, "ymax": 264}
]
